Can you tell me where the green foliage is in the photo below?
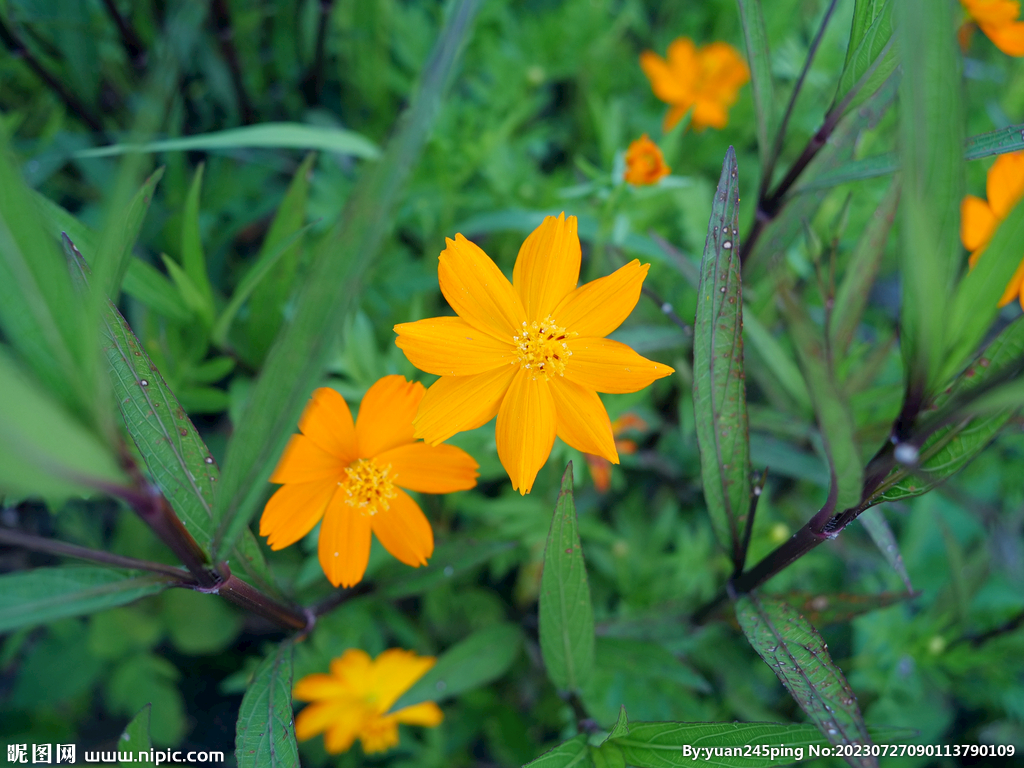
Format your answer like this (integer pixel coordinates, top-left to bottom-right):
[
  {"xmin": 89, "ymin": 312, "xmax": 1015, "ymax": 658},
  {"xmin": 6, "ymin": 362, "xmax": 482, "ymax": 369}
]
[{"xmin": 236, "ymin": 641, "xmax": 299, "ymax": 768}]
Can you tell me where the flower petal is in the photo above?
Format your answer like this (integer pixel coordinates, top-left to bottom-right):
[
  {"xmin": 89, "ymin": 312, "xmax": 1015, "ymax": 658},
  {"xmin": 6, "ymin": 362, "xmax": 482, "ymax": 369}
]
[
  {"xmin": 548, "ymin": 377, "xmax": 618, "ymax": 462},
  {"xmin": 640, "ymin": 51, "xmax": 688, "ymax": 103},
  {"xmin": 998, "ymin": 255, "xmax": 1024, "ymax": 307},
  {"xmin": 564, "ymin": 338, "xmax": 675, "ymax": 394},
  {"xmin": 376, "ymin": 442, "xmax": 479, "ymax": 493},
  {"xmin": 299, "ymin": 387, "xmax": 358, "ymax": 463},
  {"xmin": 691, "ymin": 99, "xmax": 729, "ymax": 131},
  {"xmin": 438, "ymin": 234, "xmax": 526, "ymax": 341},
  {"xmin": 961, "ymin": 195, "xmax": 997, "ymax": 252},
  {"xmin": 295, "ymin": 700, "xmax": 354, "ymax": 744},
  {"xmin": 371, "ymin": 488, "xmax": 433, "ymax": 568},
  {"xmin": 260, "ymin": 481, "xmax": 335, "ymax": 550},
  {"xmin": 984, "ymin": 20, "xmax": 1024, "ymax": 55},
  {"xmin": 394, "ymin": 316, "xmax": 515, "ymax": 376},
  {"xmin": 356, "ymin": 375, "xmax": 424, "ymax": 458},
  {"xmin": 370, "ymin": 648, "xmax": 437, "ymax": 710},
  {"xmin": 667, "ymin": 37, "xmax": 699, "ymax": 85},
  {"xmin": 663, "ymin": 104, "xmax": 690, "ymax": 132},
  {"xmin": 987, "ymin": 151, "xmax": 1024, "ymax": 218},
  {"xmin": 318, "ymin": 492, "xmax": 372, "ymax": 588},
  {"xmin": 414, "ymin": 365, "xmax": 518, "ymax": 445},
  {"xmin": 394, "ymin": 702, "xmax": 444, "ymax": 726},
  {"xmin": 322, "ymin": 709, "xmax": 364, "ymax": 754},
  {"xmin": 553, "ymin": 260, "xmax": 649, "ymax": 338},
  {"xmin": 270, "ymin": 434, "xmax": 343, "ymax": 484},
  {"xmin": 495, "ymin": 369, "xmax": 556, "ymax": 494},
  {"xmin": 293, "ymin": 673, "xmax": 349, "ymax": 702},
  {"xmin": 512, "ymin": 213, "xmax": 581, "ymax": 320}
]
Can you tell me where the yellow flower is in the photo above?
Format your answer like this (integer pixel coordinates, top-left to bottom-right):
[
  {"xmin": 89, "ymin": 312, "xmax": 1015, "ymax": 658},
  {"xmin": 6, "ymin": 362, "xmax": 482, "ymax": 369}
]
[
  {"xmin": 960, "ymin": 151, "xmax": 1024, "ymax": 308},
  {"xmin": 259, "ymin": 375, "xmax": 478, "ymax": 587},
  {"xmin": 294, "ymin": 648, "xmax": 442, "ymax": 754},
  {"xmin": 961, "ymin": 0, "xmax": 1024, "ymax": 56},
  {"xmin": 584, "ymin": 413, "xmax": 648, "ymax": 493},
  {"xmin": 640, "ymin": 37, "xmax": 750, "ymax": 132},
  {"xmin": 624, "ymin": 134, "xmax": 671, "ymax": 186},
  {"xmin": 394, "ymin": 213, "xmax": 674, "ymax": 495}
]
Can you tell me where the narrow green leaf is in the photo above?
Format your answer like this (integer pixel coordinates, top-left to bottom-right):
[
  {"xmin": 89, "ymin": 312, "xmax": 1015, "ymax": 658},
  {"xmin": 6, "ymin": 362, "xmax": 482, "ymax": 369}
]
[
  {"xmin": 858, "ymin": 508, "xmax": 912, "ymax": 591},
  {"xmin": 743, "ymin": 309, "xmax": 811, "ymax": 412},
  {"xmin": 98, "ymin": 167, "xmax": 166, "ymax": 300},
  {"xmin": 74, "ymin": 122, "xmax": 380, "ymax": 160},
  {"xmin": 606, "ymin": 706, "xmax": 630, "ymax": 742},
  {"xmin": 119, "ymin": 704, "xmax": 153, "ymax": 763},
  {"xmin": 179, "ymin": 164, "xmax": 216, "ymax": 312},
  {"xmin": 539, "ymin": 464, "xmax": 595, "ymax": 693},
  {"xmin": 0, "ymin": 567, "xmax": 172, "ymax": 633},
  {"xmin": 236, "ymin": 640, "xmax": 299, "ymax": 768},
  {"xmin": 780, "ymin": 590, "xmax": 916, "ymax": 626},
  {"xmin": 735, "ymin": 594, "xmax": 875, "ymax": 766},
  {"xmin": 829, "ymin": 178, "xmax": 900, "ymax": 355},
  {"xmin": 213, "ymin": 0, "xmax": 482, "ymax": 559},
  {"xmin": 379, "ymin": 539, "xmax": 515, "ymax": 599},
  {"xmin": 735, "ymin": 0, "xmax": 775, "ymax": 173},
  {"xmin": 523, "ymin": 735, "xmax": 591, "ymax": 768},
  {"xmin": 834, "ymin": 0, "xmax": 897, "ymax": 110},
  {"xmin": 122, "ymin": 258, "xmax": 193, "ymax": 323},
  {"xmin": 389, "ymin": 622, "xmax": 522, "ymax": 711},
  {"xmin": 693, "ymin": 147, "xmax": 752, "ymax": 562},
  {"xmin": 161, "ymin": 254, "xmax": 215, "ymax": 326}
]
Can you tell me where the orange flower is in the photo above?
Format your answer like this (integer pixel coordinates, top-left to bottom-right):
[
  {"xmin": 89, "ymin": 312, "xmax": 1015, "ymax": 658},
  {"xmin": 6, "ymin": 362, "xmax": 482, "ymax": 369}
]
[
  {"xmin": 394, "ymin": 213, "xmax": 674, "ymax": 495},
  {"xmin": 961, "ymin": 0, "xmax": 1024, "ymax": 55},
  {"xmin": 624, "ymin": 134, "xmax": 671, "ymax": 186},
  {"xmin": 960, "ymin": 152, "xmax": 1024, "ymax": 308},
  {"xmin": 584, "ymin": 413, "xmax": 648, "ymax": 492},
  {"xmin": 294, "ymin": 648, "xmax": 442, "ymax": 754},
  {"xmin": 640, "ymin": 37, "xmax": 750, "ymax": 132},
  {"xmin": 259, "ymin": 376, "xmax": 478, "ymax": 587}
]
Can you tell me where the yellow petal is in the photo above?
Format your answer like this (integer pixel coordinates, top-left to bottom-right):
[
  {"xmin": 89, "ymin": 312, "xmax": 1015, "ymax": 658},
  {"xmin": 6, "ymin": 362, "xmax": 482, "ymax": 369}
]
[
  {"xmin": 393, "ymin": 701, "xmax": 444, "ymax": 726},
  {"xmin": 985, "ymin": 20, "xmax": 1024, "ymax": 55},
  {"xmin": 553, "ymin": 260, "xmax": 649, "ymax": 338},
  {"xmin": 414, "ymin": 365, "xmax": 518, "ymax": 444},
  {"xmin": 495, "ymin": 369, "xmax": 556, "ymax": 494},
  {"xmin": 438, "ymin": 234, "xmax": 526, "ymax": 341},
  {"xmin": 331, "ymin": 648, "xmax": 372, "ymax": 683},
  {"xmin": 548, "ymin": 377, "xmax": 618, "ymax": 462},
  {"xmin": 376, "ymin": 442, "xmax": 479, "ymax": 494},
  {"xmin": 295, "ymin": 700, "xmax": 354, "ymax": 743},
  {"xmin": 371, "ymin": 488, "xmax": 434, "ymax": 568},
  {"xmin": 640, "ymin": 51, "xmax": 688, "ymax": 104},
  {"xmin": 318, "ymin": 492, "xmax": 372, "ymax": 587},
  {"xmin": 260, "ymin": 481, "xmax": 335, "ymax": 550},
  {"xmin": 322, "ymin": 709, "xmax": 364, "ymax": 754},
  {"xmin": 356, "ymin": 375, "xmax": 424, "ymax": 458},
  {"xmin": 270, "ymin": 434, "xmax": 343, "ymax": 484},
  {"xmin": 299, "ymin": 387, "xmax": 358, "ymax": 462},
  {"xmin": 961, "ymin": 195, "xmax": 997, "ymax": 252},
  {"xmin": 998, "ymin": 255, "xmax": 1024, "ymax": 306},
  {"xmin": 987, "ymin": 152, "xmax": 1024, "ymax": 218},
  {"xmin": 512, "ymin": 213, "xmax": 581, "ymax": 319},
  {"xmin": 564, "ymin": 338, "xmax": 675, "ymax": 394},
  {"xmin": 371, "ymin": 649, "xmax": 437, "ymax": 710},
  {"xmin": 293, "ymin": 673, "xmax": 349, "ymax": 702},
  {"xmin": 394, "ymin": 316, "xmax": 515, "ymax": 376}
]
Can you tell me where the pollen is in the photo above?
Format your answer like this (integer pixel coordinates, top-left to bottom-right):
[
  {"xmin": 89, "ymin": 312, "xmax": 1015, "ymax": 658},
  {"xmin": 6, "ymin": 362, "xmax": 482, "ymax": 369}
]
[
  {"xmin": 512, "ymin": 315, "xmax": 576, "ymax": 379},
  {"xmin": 343, "ymin": 458, "xmax": 397, "ymax": 514}
]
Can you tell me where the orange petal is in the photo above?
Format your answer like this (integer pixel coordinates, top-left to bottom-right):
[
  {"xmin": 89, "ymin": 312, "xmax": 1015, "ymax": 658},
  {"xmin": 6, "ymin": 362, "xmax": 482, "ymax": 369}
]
[
  {"xmin": 295, "ymin": 700, "xmax": 355, "ymax": 743},
  {"xmin": 270, "ymin": 434, "xmax": 343, "ymax": 484},
  {"xmin": 998, "ymin": 256, "xmax": 1024, "ymax": 306},
  {"xmin": 318, "ymin": 492, "xmax": 372, "ymax": 587},
  {"xmin": 663, "ymin": 104, "xmax": 690, "ymax": 132},
  {"xmin": 371, "ymin": 488, "xmax": 434, "ymax": 568},
  {"xmin": 376, "ymin": 442, "xmax": 479, "ymax": 494},
  {"xmin": 260, "ymin": 481, "xmax": 335, "ymax": 550},
  {"xmin": 553, "ymin": 260, "xmax": 649, "ymax": 338},
  {"xmin": 414, "ymin": 365, "xmax": 518, "ymax": 445},
  {"xmin": 640, "ymin": 51, "xmax": 688, "ymax": 104},
  {"xmin": 961, "ymin": 195, "xmax": 998, "ymax": 252},
  {"xmin": 987, "ymin": 152, "xmax": 1024, "ymax": 218},
  {"xmin": 394, "ymin": 316, "xmax": 515, "ymax": 376},
  {"xmin": 666, "ymin": 37, "xmax": 699, "ymax": 89},
  {"xmin": 438, "ymin": 234, "xmax": 526, "ymax": 341},
  {"xmin": 394, "ymin": 702, "xmax": 444, "ymax": 726},
  {"xmin": 963, "ymin": 0, "xmax": 1020, "ymax": 26},
  {"xmin": 495, "ymin": 369, "xmax": 556, "ymax": 494},
  {"xmin": 548, "ymin": 377, "xmax": 618, "ymax": 462},
  {"xmin": 564, "ymin": 338, "xmax": 675, "ymax": 394},
  {"xmin": 293, "ymin": 673, "xmax": 349, "ymax": 702},
  {"xmin": 299, "ymin": 387, "xmax": 358, "ymax": 463},
  {"xmin": 585, "ymin": 454, "xmax": 612, "ymax": 493},
  {"xmin": 691, "ymin": 98, "xmax": 729, "ymax": 131},
  {"xmin": 321, "ymin": 709, "xmax": 364, "ymax": 754},
  {"xmin": 983, "ymin": 20, "xmax": 1024, "ymax": 55},
  {"xmin": 356, "ymin": 375, "xmax": 424, "ymax": 458},
  {"xmin": 512, "ymin": 213, "xmax": 581, "ymax": 319}
]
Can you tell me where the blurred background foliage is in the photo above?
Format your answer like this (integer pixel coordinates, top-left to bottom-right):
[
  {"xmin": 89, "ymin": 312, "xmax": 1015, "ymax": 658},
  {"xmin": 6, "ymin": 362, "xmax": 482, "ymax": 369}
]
[{"xmin": 0, "ymin": 0, "xmax": 1023, "ymax": 765}]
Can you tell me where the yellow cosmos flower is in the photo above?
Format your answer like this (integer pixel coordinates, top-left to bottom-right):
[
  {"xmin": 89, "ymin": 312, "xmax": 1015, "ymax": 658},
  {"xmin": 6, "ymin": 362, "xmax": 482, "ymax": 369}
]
[
  {"xmin": 294, "ymin": 648, "xmax": 442, "ymax": 754},
  {"xmin": 393, "ymin": 213, "xmax": 674, "ymax": 495},
  {"xmin": 640, "ymin": 37, "xmax": 750, "ymax": 132},
  {"xmin": 960, "ymin": 151, "xmax": 1024, "ymax": 309},
  {"xmin": 259, "ymin": 375, "xmax": 478, "ymax": 587},
  {"xmin": 961, "ymin": 0, "xmax": 1024, "ymax": 56},
  {"xmin": 624, "ymin": 134, "xmax": 671, "ymax": 186}
]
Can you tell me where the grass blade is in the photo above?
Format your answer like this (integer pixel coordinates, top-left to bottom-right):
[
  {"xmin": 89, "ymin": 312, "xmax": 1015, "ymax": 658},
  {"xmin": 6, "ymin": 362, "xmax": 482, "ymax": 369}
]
[
  {"xmin": 236, "ymin": 639, "xmax": 299, "ymax": 768},
  {"xmin": 735, "ymin": 0, "xmax": 775, "ymax": 175},
  {"xmin": 179, "ymin": 164, "xmax": 216, "ymax": 313},
  {"xmin": 834, "ymin": 0, "xmax": 897, "ymax": 110},
  {"xmin": 858, "ymin": 507, "xmax": 913, "ymax": 592}
]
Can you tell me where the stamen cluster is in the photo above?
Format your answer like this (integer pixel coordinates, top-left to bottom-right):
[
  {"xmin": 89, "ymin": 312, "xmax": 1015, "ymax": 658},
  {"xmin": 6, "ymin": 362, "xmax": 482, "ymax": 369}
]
[
  {"xmin": 512, "ymin": 315, "xmax": 576, "ymax": 379},
  {"xmin": 343, "ymin": 459, "xmax": 397, "ymax": 514}
]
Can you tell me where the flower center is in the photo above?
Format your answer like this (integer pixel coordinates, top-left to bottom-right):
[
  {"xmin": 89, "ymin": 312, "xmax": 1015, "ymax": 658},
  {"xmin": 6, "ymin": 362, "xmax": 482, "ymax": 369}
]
[
  {"xmin": 342, "ymin": 458, "xmax": 397, "ymax": 514},
  {"xmin": 512, "ymin": 315, "xmax": 576, "ymax": 379}
]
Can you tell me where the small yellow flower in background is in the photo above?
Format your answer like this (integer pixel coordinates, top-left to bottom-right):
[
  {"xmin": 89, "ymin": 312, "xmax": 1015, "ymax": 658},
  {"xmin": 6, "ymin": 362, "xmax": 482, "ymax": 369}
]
[
  {"xmin": 640, "ymin": 37, "xmax": 750, "ymax": 132},
  {"xmin": 259, "ymin": 375, "xmax": 478, "ymax": 587},
  {"xmin": 960, "ymin": 151, "xmax": 1024, "ymax": 309},
  {"xmin": 394, "ymin": 213, "xmax": 674, "ymax": 495},
  {"xmin": 584, "ymin": 413, "xmax": 648, "ymax": 492},
  {"xmin": 961, "ymin": 0, "xmax": 1024, "ymax": 56},
  {"xmin": 624, "ymin": 135, "xmax": 671, "ymax": 186},
  {"xmin": 294, "ymin": 648, "xmax": 442, "ymax": 754}
]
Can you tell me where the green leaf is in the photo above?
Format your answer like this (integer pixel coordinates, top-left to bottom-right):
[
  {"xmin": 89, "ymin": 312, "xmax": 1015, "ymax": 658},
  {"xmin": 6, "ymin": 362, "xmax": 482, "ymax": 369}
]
[
  {"xmin": 896, "ymin": 0, "xmax": 963, "ymax": 395},
  {"xmin": 119, "ymin": 704, "xmax": 153, "ymax": 763},
  {"xmin": 606, "ymin": 706, "xmax": 630, "ymax": 742},
  {"xmin": 523, "ymin": 735, "xmax": 591, "ymax": 768},
  {"xmin": 0, "ymin": 567, "xmax": 173, "ymax": 633},
  {"xmin": 212, "ymin": 0, "xmax": 482, "ymax": 560},
  {"xmin": 858, "ymin": 507, "xmax": 913, "ymax": 591},
  {"xmin": 693, "ymin": 147, "xmax": 751, "ymax": 563},
  {"xmin": 179, "ymin": 164, "xmax": 216, "ymax": 313},
  {"xmin": 378, "ymin": 539, "xmax": 515, "ymax": 599},
  {"xmin": 539, "ymin": 464, "xmax": 595, "ymax": 693},
  {"xmin": 735, "ymin": 594, "xmax": 874, "ymax": 766},
  {"xmin": 389, "ymin": 622, "xmax": 523, "ymax": 712},
  {"xmin": 96, "ymin": 168, "xmax": 166, "ymax": 301},
  {"xmin": 829, "ymin": 178, "xmax": 900, "ymax": 356},
  {"xmin": 74, "ymin": 122, "xmax": 381, "ymax": 160},
  {"xmin": 834, "ymin": 0, "xmax": 897, "ymax": 110},
  {"xmin": 735, "ymin": 1, "xmax": 775, "ymax": 174},
  {"xmin": 235, "ymin": 640, "xmax": 299, "ymax": 768},
  {"xmin": 121, "ymin": 258, "xmax": 193, "ymax": 323},
  {"xmin": 161, "ymin": 253, "xmax": 215, "ymax": 326},
  {"xmin": 743, "ymin": 309, "xmax": 811, "ymax": 412}
]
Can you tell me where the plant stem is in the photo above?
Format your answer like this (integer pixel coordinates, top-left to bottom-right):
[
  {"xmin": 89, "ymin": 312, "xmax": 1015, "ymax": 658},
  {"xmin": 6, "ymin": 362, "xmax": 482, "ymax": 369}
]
[
  {"xmin": 303, "ymin": 0, "xmax": 336, "ymax": 104},
  {"xmin": 209, "ymin": 0, "xmax": 255, "ymax": 123},
  {"xmin": 213, "ymin": 564, "xmax": 311, "ymax": 632},
  {"xmin": 310, "ymin": 581, "xmax": 373, "ymax": 617},
  {"xmin": 100, "ymin": 0, "xmax": 148, "ymax": 71}
]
